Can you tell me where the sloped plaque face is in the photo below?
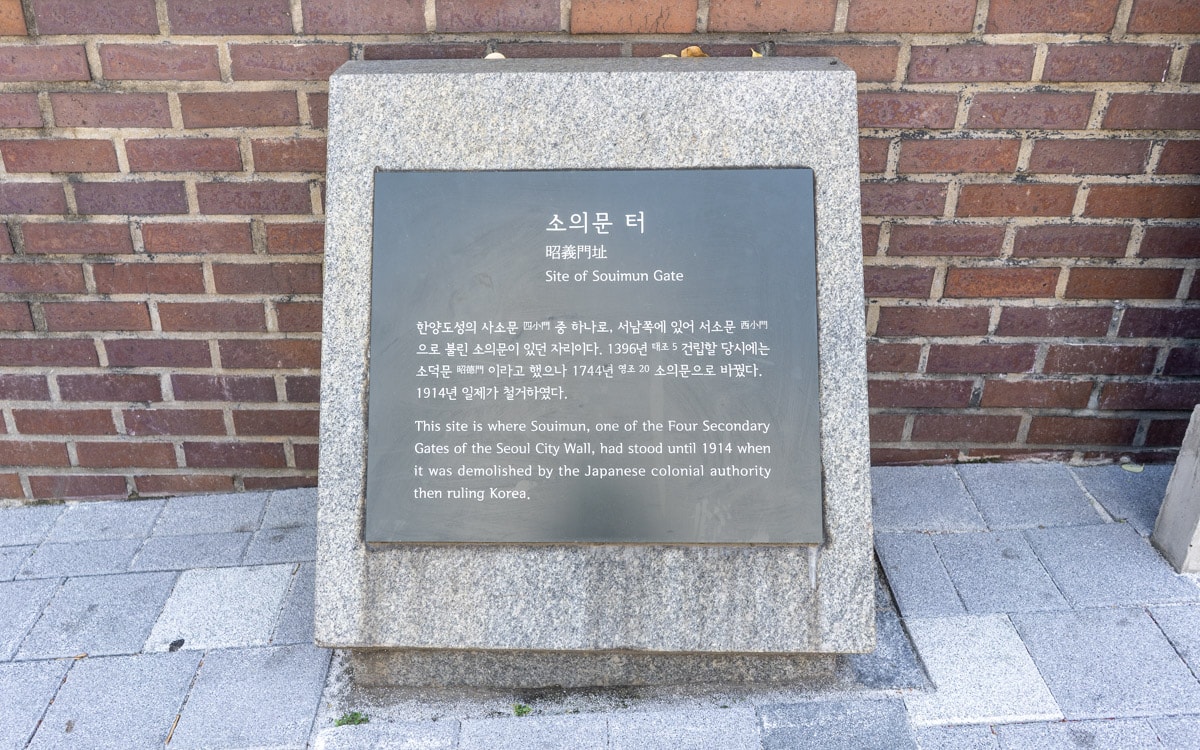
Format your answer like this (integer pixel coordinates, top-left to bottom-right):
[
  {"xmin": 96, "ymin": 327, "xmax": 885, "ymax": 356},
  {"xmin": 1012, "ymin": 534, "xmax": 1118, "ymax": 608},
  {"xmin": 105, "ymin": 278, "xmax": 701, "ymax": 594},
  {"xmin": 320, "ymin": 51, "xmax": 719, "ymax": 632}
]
[{"xmin": 366, "ymin": 168, "xmax": 821, "ymax": 543}]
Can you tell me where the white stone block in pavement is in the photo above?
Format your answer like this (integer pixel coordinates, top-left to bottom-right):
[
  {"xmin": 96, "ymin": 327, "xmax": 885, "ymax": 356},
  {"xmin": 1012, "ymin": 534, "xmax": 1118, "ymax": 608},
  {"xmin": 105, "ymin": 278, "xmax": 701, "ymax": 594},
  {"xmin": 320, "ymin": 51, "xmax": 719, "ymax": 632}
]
[
  {"xmin": 903, "ymin": 615, "xmax": 1060, "ymax": 727},
  {"xmin": 146, "ymin": 564, "xmax": 293, "ymax": 651},
  {"xmin": 0, "ymin": 660, "xmax": 69, "ymax": 750},
  {"xmin": 459, "ymin": 714, "xmax": 606, "ymax": 750},
  {"xmin": 43, "ymin": 499, "xmax": 163, "ymax": 543},
  {"xmin": 958, "ymin": 464, "xmax": 1103, "ymax": 529},
  {"xmin": 871, "ymin": 467, "xmax": 985, "ymax": 532},
  {"xmin": 995, "ymin": 718, "xmax": 1165, "ymax": 749},
  {"xmin": 608, "ymin": 707, "xmax": 760, "ymax": 750}
]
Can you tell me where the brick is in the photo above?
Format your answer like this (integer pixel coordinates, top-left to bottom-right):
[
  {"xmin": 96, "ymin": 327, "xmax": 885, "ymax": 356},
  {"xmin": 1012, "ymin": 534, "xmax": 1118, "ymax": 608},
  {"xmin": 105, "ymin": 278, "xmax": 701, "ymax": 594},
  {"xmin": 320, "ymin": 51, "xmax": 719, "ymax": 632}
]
[
  {"xmin": 1128, "ymin": 0, "xmax": 1200, "ymax": 32},
  {"xmin": 898, "ymin": 139, "xmax": 1020, "ymax": 173},
  {"xmin": 183, "ymin": 441, "xmax": 287, "ymax": 469},
  {"xmin": 266, "ymin": 223, "xmax": 324, "ymax": 254},
  {"xmin": 303, "ymin": 0, "xmax": 424, "ymax": 32},
  {"xmin": 0, "ymin": 263, "xmax": 86, "ymax": 293},
  {"xmin": 30, "ymin": 475, "xmax": 126, "ymax": 498},
  {"xmin": 0, "ymin": 94, "xmax": 41, "ymax": 127},
  {"xmin": 1045, "ymin": 345, "xmax": 1158, "ymax": 375},
  {"xmin": 23, "ymin": 223, "xmax": 133, "ymax": 254},
  {"xmin": 0, "ymin": 339, "xmax": 98, "ymax": 366},
  {"xmin": 136, "ymin": 474, "xmax": 236, "ymax": 496},
  {"xmin": 633, "ymin": 43, "xmax": 773, "ymax": 58},
  {"xmin": 171, "ymin": 374, "xmax": 277, "ymax": 402},
  {"xmin": 1164, "ymin": 347, "xmax": 1200, "ymax": 376},
  {"xmin": 776, "ymin": 45, "xmax": 899, "ymax": 83},
  {"xmin": 876, "ymin": 306, "xmax": 990, "ymax": 336},
  {"xmin": 0, "ymin": 45, "xmax": 89, "ymax": 83},
  {"xmin": 1066, "ymin": 267, "xmax": 1183, "ymax": 299},
  {"xmin": 1186, "ymin": 45, "xmax": 1200, "ymax": 82},
  {"xmin": 180, "ymin": 92, "xmax": 299, "ymax": 128},
  {"xmin": 858, "ymin": 93, "xmax": 957, "ymax": 129},
  {"xmin": 294, "ymin": 443, "xmax": 318, "ymax": 470},
  {"xmin": 142, "ymin": 222, "xmax": 253, "ymax": 255},
  {"xmin": 862, "ymin": 224, "xmax": 881, "ymax": 256},
  {"xmin": 0, "ymin": 473, "xmax": 21, "ymax": 498},
  {"xmin": 967, "ymin": 93, "xmax": 1094, "ymax": 129},
  {"xmin": 362, "ymin": 43, "xmax": 484, "ymax": 60},
  {"xmin": 571, "ymin": 0, "xmax": 698, "ymax": 33},
  {"xmin": 1104, "ymin": 94, "xmax": 1200, "ymax": 130},
  {"xmin": 58, "ymin": 373, "xmax": 161, "ymax": 402},
  {"xmin": 1013, "ymin": 225, "xmax": 1130, "ymax": 258},
  {"xmin": 957, "ymin": 184, "xmax": 1076, "ymax": 217},
  {"xmin": 248, "ymin": 473, "xmax": 316, "ymax": 490},
  {"xmin": 276, "ymin": 301, "xmax": 322, "ymax": 332},
  {"xmin": 50, "ymin": 93, "xmax": 170, "ymax": 128},
  {"xmin": 872, "ymin": 447, "xmax": 959, "ymax": 464},
  {"xmin": 1087, "ymin": 186, "xmax": 1200, "ymax": 219},
  {"xmin": 868, "ymin": 379, "xmax": 975, "ymax": 408},
  {"xmin": 1, "ymin": 139, "xmax": 118, "ymax": 173},
  {"xmin": 1100, "ymin": 382, "xmax": 1200, "ymax": 410},
  {"xmin": 14, "ymin": 409, "xmax": 116, "ymax": 435},
  {"xmin": 860, "ymin": 138, "xmax": 889, "ymax": 173},
  {"xmin": 219, "ymin": 340, "xmax": 321, "ymax": 369},
  {"xmin": 944, "ymin": 268, "xmax": 1060, "ymax": 298},
  {"xmin": 0, "ymin": 375, "xmax": 50, "ymax": 400},
  {"xmin": 496, "ymin": 43, "xmax": 623, "ymax": 58},
  {"xmin": 987, "ymin": 0, "xmax": 1119, "ymax": 32},
  {"xmin": 99, "ymin": 44, "xmax": 220, "ymax": 81},
  {"xmin": 847, "ymin": 0, "xmax": 974, "ymax": 31},
  {"xmin": 75, "ymin": 182, "xmax": 188, "ymax": 216},
  {"xmin": 307, "ymin": 94, "xmax": 328, "ymax": 128},
  {"xmin": 438, "ymin": 0, "xmax": 558, "ymax": 31},
  {"xmin": 869, "ymin": 414, "xmax": 906, "ymax": 442},
  {"xmin": 1139, "ymin": 226, "xmax": 1200, "ymax": 258},
  {"xmin": 167, "ymin": 0, "xmax": 292, "ymax": 34},
  {"xmin": 889, "ymin": 224, "xmax": 1005, "ymax": 257},
  {"xmin": 908, "ymin": 46, "xmax": 1035, "ymax": 83},
  {"xmin": 1145, "ymin": 419, "xmax": 1190, "ymax": 447},
  {"xmin": 124, "ymin": 409, "xmax": 226, "ymax": 436},
  {"xmin": 708, "ymin": 0, "xmax": 836, "ymax": 31},
  {"xmin": 1044, "ymin": 44, "xmax": 1171, "ymax": 83},
  {"xmin": 233, "ymin": 409, "xmax": 319, "ymax": 436},
  {"xmin": 981, "ymin": 379, "xmax": 1093, "ymax": 408},
  {"xmin": 0, "ymin": 441, "xmax": 69, "ymax": 466},
  {"xmin": 285, "ymin": 375, "xmax": 320, "ymax": 402},
  {"xmin": 230, "ymin": 44, "xmax": 350, "ymax": 81},
  {"xmin": 93, "ymin": 263, "xmax": 205, "ymax": 294},
  {"xmin": 0, "ymin": 0, "xmax": 26, "ymax": 34},
  {"xmin": 127, "ymin": 138, "xmax": 242, "ymax": 172},
  {"xmin": 864, "ymin": 266, "xmax": 934, "ymax": 297},
  {"xmin": 1157, "ymin": 141, "xmax": 1200, "ymax": 175},
  {"xmin": 197, "ymin": 183, "xmax": 312, "ymax": 215},
  {"xmin": 251, "ymin": 139, "xmax": 327, "ymax": 172},
  {"xmin": 912, "ymin": 415, "xmax": 1021, "ymax": 443},
  {"xmin": 105, "ymin": 339, "xmax": 211, "ymax": 367},
  {"xmin": 43, "ymin": 301, "xmax": 151, "ymax": 331},
  {"xmin": 861, "ymin": 183, "xmax": 947, "ymax": 216},
  {"xmin": 0, "ymin": 184, "xmax": 67, "ymax": 214},
  {"xmin": 76, "ymin": 442, "xmax": 177, "ymax": 468},
  {"xmin": 159, "ymin": 302, "xmax": 266, "ymax": 332},
  {"xmin": 1028, "ymin": 140, "xmax": 1150, "ymax": 176},
  {"xmin": 32, "ymin": 0, "xmax": 156, "ymax": 32},
  {"xmin": 213, "ymin": 263, "xmax": 322, "ymax": 294},
  {"xmin": 1119, "ymin": 308, "xmax": 1200, "ymax": 338},
  {"xmin": 867, "ymin": 343, "xmax": 921, "ymax": 371},
  {"xmin": 926, "ymin": 344, "xmax": 1037, "ymax": 373},
  {"xmin": 0, "ymin": 301, "xmax": 32, "ymax": 330},
  {"xmin": 0, "ymin": 227, "xmax": 10, "ymax": 254}
]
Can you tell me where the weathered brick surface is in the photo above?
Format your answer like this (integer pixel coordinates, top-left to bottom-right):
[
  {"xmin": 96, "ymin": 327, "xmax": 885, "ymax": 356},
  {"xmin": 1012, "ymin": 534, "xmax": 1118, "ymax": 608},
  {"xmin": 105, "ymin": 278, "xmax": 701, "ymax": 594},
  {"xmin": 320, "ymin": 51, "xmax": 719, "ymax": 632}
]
[
  {"xmin": 31, "ymin": 0, "xmax": 158, "ymax": 34},
  {"xmin": 0, "ymin": 94, "xmax": 41, "ymax": 127},
  {"xmin": 907, "ymin": 46, "xmax": 1035, "ymax": 84},
  {"xmin": 50, "ymin": 93, "xmax": 171, "ymax": 128},
  {"xmin": 1, "ymin": 139, "xmax": 118, "ymax": 173},
  {"xmin": 898, "ymin": 139, "xmax": 1020, "ymax": 174},
  {"xmin": 708, "ymin": 0, "xmax": 836, "ymax": 32},
  {"xmin": 99, "ymin": 45, "xmax": 221, "ymax": 81},
  {"xmin": 230, "ymin": 44, "xmax": 350, "ymax": 81},
  {"xmin": 0, "ymin": 0, "xmax": 27, "ymax": 35},
  {"xmin": 126, "ymin": 139, "xmax": 243, "ymax": 172},
  {"xmin": 571, "ymin": 0, "xmax": 697, "ymax": 33},
  {"xmin": 166, "ymin": 0, "xmax": 293, "ymax": 34},
  {"xmin": 1012, "ymin": 225, "xmax": 1129, "ymax": 258},
  {"xmin": 1027, "ymin": 140, "xmax": 1150, "ymax": 175},
  {"xmin": 22, "ymin": 224, "xmax": 133, "ymax": 254},
  {"xmin": 438, "ymin": 0, "xmax": 559, "ymax": 32},
  {"xmin": 142, "ymin": 223, "xmax": 254, "ymax": 254},
  {"xmin": 848, "ymin": 0, "xmax": 975, "ymax": 32},
  {"xmin": 0, "ymin": 45, "xmax": 89, "ymax": 82},
  {"xmin": 1127, "ymin": 0, "xmax": 1200, "ymax": 33},
  {"xmin": 303, "ymin": 0, "xmax": 425, "ymax": 33},
  {"xmin": 1043, "ymin": 44, "xmax": 1172, "ymax": 83}
]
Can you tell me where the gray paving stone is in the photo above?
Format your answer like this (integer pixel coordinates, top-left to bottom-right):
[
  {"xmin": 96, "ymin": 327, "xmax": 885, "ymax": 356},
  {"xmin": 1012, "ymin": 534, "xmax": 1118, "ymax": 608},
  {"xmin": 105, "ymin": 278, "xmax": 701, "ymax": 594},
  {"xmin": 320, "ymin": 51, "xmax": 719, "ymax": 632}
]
[
  {"xmin": 958, "ymin": 464, "xmax": 1102, "ymax": 529},
  {"xmin": 1150, "ymin": 604, "xmax": 1200, "ymax": 679},
  {"xmin": 934, "ymin": 531, "xmax": 1067, "ymax": 613},
  {"xmin": 996, "ymin": 718, "xmax": 1164, "ymax": 749},
  {"xmin": 152, "ymin": 492, "xmax": 267, "ymax": 536},
  {"xmin": 1073, "ymin": 464, "xmax": 1174, "ymax": 536},
  {"xmin": 846, "ymin": 604, "xmax": 929, "ymax": 689},
  {"xmin": 273, "ymin": 562, "xmax": 315, "ymax": 645},
  {"xmin": 44, "ymin": 499, "xmax": 163, "ymax": 542},
  {"xmin": 608, "ymin": 707, "xmax": 760, "ymax": 750},
  {"xmin": 261, "ymin": 487, "xmax": 318, "ymax": 528},
  {"xmin": 460, "ymin": 714, "xmax": 606, "ymax": 750},
  {"xmin": 314, "ymin": 721, "xmax": 460, "ymax": 750},
  {"xmin": 761, "ymin": 699, "xmax": 916, "ymax": 750},
  {"xmin": 1026, "ymin": 523, "xmax": 1200, "ymax": 607},
  {"xmin": 0, "ymin": 579, "xmax": 59, "ymax": 659},
  {"xmin": 915, "ymin": 724, "xmax": 999, "ymax": 749},
  {"xmin": 1011, "ymin": 608, "xmax": 1200, "ymax": 719},
  {"xmin": 17, "ymin": 538, "xmax": 140, "ymax": 579},
  {"xmin": 872, "ymin": 467, "xmax": 986, "ymax": 532},
  {"xmin": 0, "ymin": 545, "xmax": 32, "ymax": 581},
  {"xmin": 903, "ymin": 615, "xmax": 1060, "ymax": 726},
  {"xmin": 169, "ymin": 644, "xmax": 331, "ymax": 750},
  {"xmin": 1151, "ymin": 716, "xmax": 1200, "ymax": 750},
  {"xmin": 244, "ymin": 523, "xmax": 317, "ymax": 564},
  {"xmin": 146, "ymin": 564, "xmax": 293, "ymax": 651},
  {"xmin": 876, "ymin": 533, "xmax": 965, "ymax": 617},
  {"xmin": 0, "ymin": 505, "xmax": 63, "ymax": 546},
  {"xmin": 130, "ymin": 531, "xmax": 251, "ymax": 571},
  {"xmin": 28, "ymin": 651, "xmax": 200, "ymax": 750},
  {"xmin": 0, "ymin": 660, "xmax": 69, "ymax": 750},
  {"xmin": 16, "ymin": 571, "xmax": 175, "ymax": 659}
]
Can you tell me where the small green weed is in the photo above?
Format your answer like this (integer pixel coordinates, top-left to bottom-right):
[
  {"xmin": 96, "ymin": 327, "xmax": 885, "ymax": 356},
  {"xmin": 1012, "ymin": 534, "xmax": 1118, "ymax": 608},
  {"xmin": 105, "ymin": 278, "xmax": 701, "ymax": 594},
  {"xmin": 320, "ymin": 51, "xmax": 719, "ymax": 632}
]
[
  {"xmin": 513, "ymin": 703, "xmax": 533, "ymax": 717},
  {"xmin": 335, "ymin": 711, "xmax": 369, "ymax": 726}
]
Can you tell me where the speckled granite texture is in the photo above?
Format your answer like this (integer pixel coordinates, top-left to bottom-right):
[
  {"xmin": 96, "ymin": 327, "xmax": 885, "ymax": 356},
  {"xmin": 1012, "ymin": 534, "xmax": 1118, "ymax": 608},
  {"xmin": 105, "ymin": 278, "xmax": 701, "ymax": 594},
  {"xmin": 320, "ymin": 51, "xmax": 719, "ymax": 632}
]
[{"xmin": 318, "ymin": 59, "xmax": 872, "ymax": 683}]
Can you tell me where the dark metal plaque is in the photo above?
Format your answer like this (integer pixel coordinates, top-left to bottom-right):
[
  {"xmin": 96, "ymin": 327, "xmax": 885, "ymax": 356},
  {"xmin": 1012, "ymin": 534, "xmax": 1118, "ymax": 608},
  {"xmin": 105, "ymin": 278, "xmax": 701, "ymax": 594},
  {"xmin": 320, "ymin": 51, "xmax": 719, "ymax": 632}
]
[{"xmin": 366, "ymin": 169, "xmax": 822, "ymax": 543}]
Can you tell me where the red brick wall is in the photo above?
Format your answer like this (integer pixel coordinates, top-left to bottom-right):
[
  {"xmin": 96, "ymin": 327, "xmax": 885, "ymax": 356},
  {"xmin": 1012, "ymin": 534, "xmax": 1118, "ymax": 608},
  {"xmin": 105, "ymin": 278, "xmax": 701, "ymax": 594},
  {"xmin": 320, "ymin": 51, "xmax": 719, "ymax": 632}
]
[{"xmin": 0, "ymin": 0, "xmax": 1196, "ymax": 500}]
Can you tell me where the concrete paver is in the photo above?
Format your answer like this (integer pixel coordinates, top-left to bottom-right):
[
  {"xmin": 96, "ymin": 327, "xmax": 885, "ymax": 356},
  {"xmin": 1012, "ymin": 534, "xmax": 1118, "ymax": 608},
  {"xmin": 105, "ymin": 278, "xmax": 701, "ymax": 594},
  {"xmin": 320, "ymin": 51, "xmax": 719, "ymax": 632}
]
[
  {"xmin": 130, "ymin": 530, "xmax": 251, "ymax": 571},
  {"xmin": 459, "ymin": 715, "xmax": 606, "ymax": 750},
  {"xmin": 1150, "ymin": 716, "xmax": 1200, "ymax": 749},
  {"xmin": 261, "ymin": 487, "xmax": 319, "ymax": 528},
  {"xmin": 913, "ymin": 724, "xmax": 999, "ymax": 749},
  {"xmin": 0, "ymin": 660, "xmax": 69, "ymax": 750},
  {"xmin": 875, "ymin": 533, "xmax": 965, "ymax": 617},
  {"xmin": 608, "ymin": 707, "xmax": 761, "ymax": 750},
  {"xmin": 44, "ymin": 499, "xmax": 163, "ymax": 542},
  {"xmin": 933, "ymin": 531, "xmax": 1066, "ymax": 614},
  {"xmin": 17, "ymin": 538, "xmax": 140, "ymax": 579},
  {"xmin": 760, "ymin": 699, "xmax": 916, "ymax": 749},
  {"xmin": 244, "ymin": 523, "xmax": 318, "ymax": 564},
  {"xmin": 0, "ymin": 579, "xmax": 59, "ymax": 659},
  {"xmin": 274, "ymin": 561, "xmax": 316, "ymax": 645},
  {"xmin": 0, "ymin": 545, "xmax": 33, "ymax": 581},
  {"xmin": 994, "ymin": 718, "xmax": 1165, "ymax": 749},
  {"xmin": 958, "ymin": 464, "xmax": 1102, "ymax": 529},
  {"xmin": 1072, "ymin": 464, "xmax": 1173, "ymax": 535},
  {"xmin": 152, "ymin": 492, "xmax": 267, "ymax": 536},
  {"xmin": 1150, "ymin": 604, "xmax": 1200, "ymax": 679},
  {"xmin": 314, "ymin": 722, "xmax": 460, "ymax": 750},
  {"xmin": 0, "ymin": 505, "xmax": 63, "ymax": 546},
  {"xmin": 146, "ymin": 564, "xmax": 293, "ymax": 651},
  {"xmin": 871, "ymin": 467, "xmax": 985, "ymax": 532}
]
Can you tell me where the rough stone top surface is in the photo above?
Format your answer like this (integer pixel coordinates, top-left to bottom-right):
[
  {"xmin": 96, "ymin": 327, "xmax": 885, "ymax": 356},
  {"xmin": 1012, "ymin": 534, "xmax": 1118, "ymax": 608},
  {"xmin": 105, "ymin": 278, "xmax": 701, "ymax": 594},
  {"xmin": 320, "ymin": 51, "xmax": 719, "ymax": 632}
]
[{"xmin": 333, "ymin": 57, "xmax": 851, "ymax": 77}]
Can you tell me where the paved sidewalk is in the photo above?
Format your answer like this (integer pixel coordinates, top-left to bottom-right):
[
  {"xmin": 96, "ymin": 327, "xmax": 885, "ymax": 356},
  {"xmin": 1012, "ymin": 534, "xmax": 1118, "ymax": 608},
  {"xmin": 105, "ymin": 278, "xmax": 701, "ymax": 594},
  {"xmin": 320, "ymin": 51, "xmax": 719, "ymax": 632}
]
[{"xmin": 1, "ymin": 464, "xmax": 1198, "ymax": 749}]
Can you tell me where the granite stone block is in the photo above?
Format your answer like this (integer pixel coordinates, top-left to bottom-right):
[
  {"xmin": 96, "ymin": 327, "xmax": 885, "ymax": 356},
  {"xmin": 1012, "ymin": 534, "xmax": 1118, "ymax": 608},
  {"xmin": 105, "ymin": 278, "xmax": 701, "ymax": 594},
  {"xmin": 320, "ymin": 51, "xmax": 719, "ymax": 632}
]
[
  {"xmin": 1073, "ymin": 465, "xmax": 1173, "ymax": 535},
  {"xmin": 273, "ymin": 561, "xmax": 315, "ymax": 645},
  {"xmin": 958, "ymin": 464, "xmax": 1102, "ymax": 529},
  {"xmin": 17, "ymin": 539, "xmax": 140, "ymax": 579},
  {"xmin": 245, "ymin": 523, "xmax": 317, "ymax": 564},
  {"xmin": 0, "ymin": 660, "xmax": 69, "ymax": 750},
  {"xmin": 933, "ymin": 531, "xmax": 1067, "ymax": 613},
  {"xmin": 914, "ymin": 724, "xmax": 999, "ymax": 749},
  {"xmin": 152, "ymin": 492, "xmax": 267, "ymax": 536},
  {"xmin": 0, "ymin": 579, "xmax": 58, "ymax": 659},
  {"xmin": 846, "ymin": 600, "xmax": 930, "ymax": 689},
  {"xmin": 0, "ymin": 545, "xmax": 32, "ymax": 581},
  {"xmin": 1151, "ymin": 716, "xmax": 1200, "ymax": 749},
  {"xmin": 608, "ymin": 707, "xmax": 760, "ymax": 750},
  {"xmin": 761, "ymin": 699, "xmax": 916, "ymax": 750},
  {"xmin": 459, "ymin": 714, "xmax": 607, "ymax": 750},
  {"xmin": 146, "ymin": 564, "xmax": 293, "ymax": 651},
  {"xmin": 0, "ymin": 505, "xmax": 63, "ymax": 547},
  {"xmin": 872, "ymin": 466, "xmax": 985, "ymax": 532},
  {"xmin": 995, "ymin": 718, "xmax": 1164, "ymax": 749},
  {"xmin": 1011, "ymin": 608, "xmax": 1200, "ymax": 719},
  {"xmin": 44, "ymin": 499, "xmax": 163, "ymax": 542},
  {"xmin": 262, "ymin": 487, "xmax": 319, "ymax": 528},
  {"xmin": 129, "ymin": 531, "xmax": 251, "ymax": 571},
  {"xmin": 314, "ymin": 722, "xmax": 460, "ymax": 750},
  {"xmin": 1149, "ymin": 604, "xmax": 1200, "ymax": 679},
  {"xmin": 875, "ymin": 533, "xmax": 966, "ymax": 617}
]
